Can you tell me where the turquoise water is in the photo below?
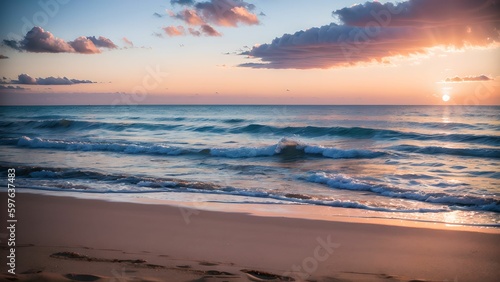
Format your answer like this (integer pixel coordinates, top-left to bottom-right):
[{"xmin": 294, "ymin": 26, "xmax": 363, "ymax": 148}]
[{"xmin": 0, "ymin": 105, "xmax": 499, "ymax": 226}]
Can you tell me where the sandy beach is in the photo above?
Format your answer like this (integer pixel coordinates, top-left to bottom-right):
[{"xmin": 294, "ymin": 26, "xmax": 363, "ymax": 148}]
[{"xmin": 0, "ymin": 192, "xmax": 498, "ymax": 282}]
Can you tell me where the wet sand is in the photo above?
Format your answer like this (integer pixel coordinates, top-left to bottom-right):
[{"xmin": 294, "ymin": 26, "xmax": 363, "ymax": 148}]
[{"xmin": 1, "ymin": 192, "xmax": 499, "ymax": 281}]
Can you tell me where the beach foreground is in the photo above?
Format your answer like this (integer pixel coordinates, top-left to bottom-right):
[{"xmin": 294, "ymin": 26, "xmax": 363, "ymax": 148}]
[{"xmin": 1, "ymin": 193, "xmax": 499, "ymax": 282}]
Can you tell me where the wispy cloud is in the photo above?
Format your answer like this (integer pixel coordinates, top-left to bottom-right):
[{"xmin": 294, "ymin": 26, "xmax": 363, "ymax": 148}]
[
  {"xmin": 170, "ymin": 0, "xmax": 195, "ymax": 6},
  {"xmin": 122, "ymin": 37, "xmax": 134, "ymax": 47},
  {"xmin": 3, "ymin": 27, "xmax": 117, "ymax": 54},
  {"xmin": 445, "ymin": 75, "xmax": 493, "ymax": 83},
  {"xmin": 240, "ymin": 0, "xmax": 499, "ymax": 69},
  {"xmin": 163, "ymin": 0, "xmax": 260, "ymax": 37}
]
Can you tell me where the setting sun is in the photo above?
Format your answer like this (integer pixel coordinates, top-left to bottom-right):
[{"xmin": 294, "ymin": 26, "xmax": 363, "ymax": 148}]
[{"xmin": 442, "ymin": 94, "xmax": 450, "ymax": 102}]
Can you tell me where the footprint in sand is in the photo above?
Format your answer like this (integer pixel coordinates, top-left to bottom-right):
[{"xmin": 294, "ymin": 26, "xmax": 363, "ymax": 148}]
[
  {"xmin": 241, "ymin": 269, "xmax": 295, "ymax": 281},
  {"xmin": 64, "ymin": 273, "xmax": 102, "ymax": 281}
]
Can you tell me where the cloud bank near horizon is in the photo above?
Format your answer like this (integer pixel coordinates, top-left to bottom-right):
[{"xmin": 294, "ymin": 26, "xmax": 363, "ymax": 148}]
[
  {"xmin": 445, "ymin": 75, "xmax": 494, "ymax": 83},
  {"xmin": 2, "ymin": 74, "xmax": 96, "ymax": 85},
  {"xmin": 0, "ymin": 85, "xmax": 26, "ymax": 90},
  {"xmin": 240, "ymin": 0, "xmax": 499, "ymax": 69}
]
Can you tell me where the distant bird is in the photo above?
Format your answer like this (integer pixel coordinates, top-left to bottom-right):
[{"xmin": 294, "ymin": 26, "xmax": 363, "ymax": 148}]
[
  {"xmin": 179, "ymin": 44, "xmax": 184, "ymax": 47},
  {"xmin": 286, "ymin": 89, "xmax": 290, "ymax": 92}
]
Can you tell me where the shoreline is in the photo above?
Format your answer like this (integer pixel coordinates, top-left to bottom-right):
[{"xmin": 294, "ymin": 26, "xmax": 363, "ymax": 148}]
[
  {"xmin": 14, "ymin": 189, "xmax": 500, "ymax": 233},
  {"xmin": 1, "ymin": 192, "xmax": 499, "ymax": 281}
]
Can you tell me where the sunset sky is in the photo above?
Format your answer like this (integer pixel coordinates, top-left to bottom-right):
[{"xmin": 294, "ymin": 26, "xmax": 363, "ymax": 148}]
[{"xmin": 0, "ymin": 0, "xmax": 498, "ymax": 105}]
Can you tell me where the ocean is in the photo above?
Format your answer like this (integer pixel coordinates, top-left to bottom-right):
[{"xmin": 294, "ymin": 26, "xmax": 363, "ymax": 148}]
[{"xmin": 0, "ymin": 105, "xmax": 499, "ymax": 226}]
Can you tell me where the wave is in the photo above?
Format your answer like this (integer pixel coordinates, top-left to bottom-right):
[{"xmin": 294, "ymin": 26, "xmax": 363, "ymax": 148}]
[
  {"xmin": 9, "ymin": 136, "xmax": 386, "ymax": 160},
  {"xmin": 223, "ymin": 118, "xmax": 246, "ymax": 123},
  {"xmin": 8, "ymin": 135, "xmax": 499, "ymax": 160},
  {"xmin": 0, "ymin": 119, "xmax": 182, "ymax": 132},
  {"xmin": 4, "ymin": 165, "xmax": 448, "ymax": 214},
  {"xmin": 4, "ymin": 164, "xmax": 499, "ymax": 213},
  {"xmin": 304, "ymin": 172, "xmax": 500, "ymax": 212},
  {"xmin": 2, "ymin": 119, "xmax": 499, "ymax": 146},
  {"xmin": 14, "ymin": 136, "xmax": 186, "ymax": 155},
  {"xmin": 229, "ymin": 124, "xmax": 500, "ymax": 146},
  {"xmin": 390, "ymin": 144, "xmax": 500, "ymax": 159}
]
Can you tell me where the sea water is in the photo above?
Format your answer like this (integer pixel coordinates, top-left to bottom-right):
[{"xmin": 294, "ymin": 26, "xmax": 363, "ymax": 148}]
[{"xmin": 0, "ymin": 105, "xmax": 499, "ymax": 226}]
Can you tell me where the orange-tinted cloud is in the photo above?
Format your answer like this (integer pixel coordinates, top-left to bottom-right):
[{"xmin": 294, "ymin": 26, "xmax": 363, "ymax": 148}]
[
  {"xmin": 166, "ymin": 0, "xmax": 260, "ymax": 37},
  {"xmin": 3, "ymin": 27, "xmax": 117, "ymax": 54},
  {"xmin": 70, "ymin": 36, "xmax": 101, "ymax": 54},
  {"xmin": 163, "ymin": 26, "xmax": 186, "ymax": 36},
  {"xmin": 195, "ymin": 0, "xmax": 259, "ymax": 27},
  {"xmin": 174, "ymin": 9, "xmax": 205, "ymax": 25},
  {"xmin": 241, "ymin": 0, "xmax": 499, "ymax": 69}
]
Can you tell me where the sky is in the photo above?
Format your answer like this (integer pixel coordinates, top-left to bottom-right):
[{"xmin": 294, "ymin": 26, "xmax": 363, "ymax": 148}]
[{"xmin": 0, "ymin": 0, "xmax": 499, "ymax": 105}]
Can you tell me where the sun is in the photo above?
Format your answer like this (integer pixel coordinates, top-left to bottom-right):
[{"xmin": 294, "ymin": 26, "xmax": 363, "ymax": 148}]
[{"xmin": 441, "ymin": 87, "xmax": 451, "ymax": 102}]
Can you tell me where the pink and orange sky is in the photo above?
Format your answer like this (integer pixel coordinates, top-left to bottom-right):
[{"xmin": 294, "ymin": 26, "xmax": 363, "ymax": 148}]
[{"xmin": 0, "ymin": 0, "xmax": 499, "ymax": 105}]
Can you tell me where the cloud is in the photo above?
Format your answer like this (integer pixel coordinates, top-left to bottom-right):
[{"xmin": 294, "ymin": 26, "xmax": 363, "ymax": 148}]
[
  {"xmin": 123, "ymin": 37, "xmax": 134, "ymax": 47},
  {"xmin": 70, "ymin": 36, "xmax": 101, "ymax": 54},
  {"xmin": 0, "ymin": 85, "xmax": 26, "ymax": 90},
  {"xmin": 240, "ymin": 0, "xmax": 499, "ymax": 69},
  {"xmin": 445, "ymin": 75, "xmax": 493, "ymax": 82},
  {"xmin": 165, "ymin": 0, "xmax": 260, "ymax": 37},
  {"xmin": 152, "ymin": 32, "xmax": 164, "ymax": 38},
  {"xmin": 200, "ymin": 24, "xmax": 221, "ymax": 36},
  {"xmin": 188, "ymin": 27, "xmax": 201, "ymax": 36},
  {"xmin": 163, "ymin": 26, "xmax": 186, "ymax": 36},
  {"xmin": 22, "ymin": 26, "xmax": 74, "ymax": 53},
  {"xmin": 87, "ymin": 36, "xmax": 117, "ymax": 49},
  {"xmin": 11, "ymin": 74, "xmax": 96, "ymax": 85},
  {"xmin": 174, "ymin": 9, "xmax": 205, "ymax": 25},
  {"xmin": 2, "ymin": 40, "xmax": 21, "ymax": 51},
  {"xmin": 194, "ymin": 0, "xmax": 259, "ymax": 27},
  {"xmin": 171, "ymin": 0, "xmax": 195, "ymax": 5},
  {"xmin": 3, "ymin": 27, "xmax": 117, "ymax": 54},
  {"xmin": 37, "ymin": 77, "xmax": 95, "ymax": 85},
  {"xmin": 17, "ymin": 74, "xmax": 37, "ymax": 84},
  {"xmin": 0, "ymin": 54, "xmax": 8, "ymax": 59}
]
